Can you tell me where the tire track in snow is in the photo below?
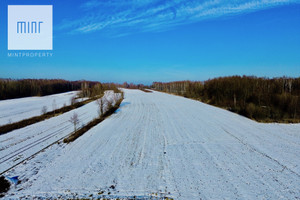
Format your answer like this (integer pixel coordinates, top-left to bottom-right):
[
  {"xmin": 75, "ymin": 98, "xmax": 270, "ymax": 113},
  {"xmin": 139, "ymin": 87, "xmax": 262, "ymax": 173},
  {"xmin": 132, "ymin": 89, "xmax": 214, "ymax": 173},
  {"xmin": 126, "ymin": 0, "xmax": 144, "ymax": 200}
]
[
  {"xmin": 221, "ymin": 127, "xmax": 300, "ymax": 178},
  {"xmin": 0, "ymin": 115, "xmax": 92, "ymax": 175},
  {"xmin": 0, "ymin": 112, "xmax": 89, "ymax": 151},
  {"xmin": 0, "ymin": 95, "xmax": 105, "ymax": 174}
]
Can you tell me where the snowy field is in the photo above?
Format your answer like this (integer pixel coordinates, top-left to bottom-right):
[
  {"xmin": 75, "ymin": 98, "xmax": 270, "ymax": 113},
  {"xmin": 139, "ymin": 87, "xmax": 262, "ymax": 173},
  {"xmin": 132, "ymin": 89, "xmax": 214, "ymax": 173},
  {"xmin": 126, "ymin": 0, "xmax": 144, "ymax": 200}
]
[
  {"xmin": 0, "ymin": 91, "xmax": 117, "ymax": 175},
  {"xmin": 2, "ymin": 89, "xmax": 300, "ymax": 199},
  {"xmin": 0, "ymin": 91, "xmax": 82, "ymax": 126}
]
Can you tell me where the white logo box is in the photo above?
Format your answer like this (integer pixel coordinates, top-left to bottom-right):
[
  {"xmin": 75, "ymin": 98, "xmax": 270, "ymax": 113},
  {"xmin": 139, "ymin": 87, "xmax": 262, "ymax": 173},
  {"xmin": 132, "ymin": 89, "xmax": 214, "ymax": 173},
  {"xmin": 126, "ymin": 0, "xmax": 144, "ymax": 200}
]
[{"xmin": 8, "ymin": 5, "xmax": 53, "ymax": 50}]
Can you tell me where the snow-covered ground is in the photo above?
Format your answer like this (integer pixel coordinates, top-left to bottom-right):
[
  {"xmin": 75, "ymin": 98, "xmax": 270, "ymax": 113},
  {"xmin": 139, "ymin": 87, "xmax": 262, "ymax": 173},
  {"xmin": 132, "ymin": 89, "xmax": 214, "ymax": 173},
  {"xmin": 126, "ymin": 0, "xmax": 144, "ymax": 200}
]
[
  {"xmin": 0, "ymin": 91, "xmax": 117, "ymax": 175},
  {"xmin": 2, "ymin": 89, "xmax": 300, "ymax": 199},
  {"xmin": 0, "ymin": 91, "xmax": 83, "ymax": 126}
]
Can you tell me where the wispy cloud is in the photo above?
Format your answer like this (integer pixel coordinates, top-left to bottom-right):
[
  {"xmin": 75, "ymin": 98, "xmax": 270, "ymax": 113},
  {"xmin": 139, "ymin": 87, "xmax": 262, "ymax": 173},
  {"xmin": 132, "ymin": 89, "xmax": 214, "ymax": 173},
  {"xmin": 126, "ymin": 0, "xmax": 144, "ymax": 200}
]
[{"xmin": 59, "ymin": 0, "xmax": 300, "ymax": 36}]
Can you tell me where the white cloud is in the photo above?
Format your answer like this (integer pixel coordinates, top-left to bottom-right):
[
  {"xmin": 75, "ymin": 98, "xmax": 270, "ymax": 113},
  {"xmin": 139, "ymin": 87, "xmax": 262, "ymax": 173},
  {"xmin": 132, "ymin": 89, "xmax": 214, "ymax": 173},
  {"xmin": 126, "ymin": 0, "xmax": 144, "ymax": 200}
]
[{"xmin": 59, "ymin": 0, "xmax": 300, "ymax": 36}]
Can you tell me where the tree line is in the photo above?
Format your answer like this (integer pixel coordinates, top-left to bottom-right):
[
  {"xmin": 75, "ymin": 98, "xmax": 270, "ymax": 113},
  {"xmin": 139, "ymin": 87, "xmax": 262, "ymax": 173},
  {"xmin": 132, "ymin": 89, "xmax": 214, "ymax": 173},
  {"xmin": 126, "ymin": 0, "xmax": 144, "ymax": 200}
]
[
  {"xmin": 152, "ymin": 76, "xmax": 300, "ymax": 122},
  {"xmin": 79, "ymin": 82, "xmax": 121, "ymax": 98},
  {"xmin": 0, "ymin": 79, "xmax": 97, "ymax": 100},
  {"xmin": 0, "ymin": 79, "xmax": 124, "ymax": 100},
  {"xmin": 121, "ymin": 82, "xmax": 147, "ymax": 89}
]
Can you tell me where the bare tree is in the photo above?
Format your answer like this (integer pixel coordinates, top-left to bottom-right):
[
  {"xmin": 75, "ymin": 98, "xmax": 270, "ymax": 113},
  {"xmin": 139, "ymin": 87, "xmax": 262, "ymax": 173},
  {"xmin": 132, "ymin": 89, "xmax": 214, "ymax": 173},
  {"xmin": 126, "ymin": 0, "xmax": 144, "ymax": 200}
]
[
  {"xmin": 69, "ymin": 112, "xmax": 80, "ymax": 132},
  {"xmin": 113, "ymin": 93, "xmax": 120, "ymax": 105},
  {"xmin": 70, "ymin": 96, "xmax": 77, "ymax": 106},
  {"xmin": 96, "ymin": 98, "xmax": 105, "ymax": 117},
  {"xmin": 106, "ymin": 97, "xmax": 113, "ymax": 110},
  {"xmin": 41, "ymin": 106, "xmax": 47, "ymax": 115}
]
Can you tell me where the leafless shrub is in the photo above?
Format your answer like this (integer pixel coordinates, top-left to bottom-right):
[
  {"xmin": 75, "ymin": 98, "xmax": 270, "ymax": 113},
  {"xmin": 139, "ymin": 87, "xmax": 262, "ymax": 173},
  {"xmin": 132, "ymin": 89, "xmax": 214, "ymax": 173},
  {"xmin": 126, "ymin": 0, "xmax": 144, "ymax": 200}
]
[
  {"xmin": 69, "ymin": 112, "xmax": 80, "ymax": 132},
  {"xmin": 70, "ymin": 96, "xmax": 77, "ymax": 105},
  {"xmin": 96, "ymin": 98, "xmax": 105, "ymax": 117},
  {"xmin": 113, "ymin": 93, "xmax": 119, "ymax": 105},
  {"xmin": 106, "ymin": 97, "xmax": 113, "ymax": 110},
  {"xmin": 41, "ymin": 106, "xmax": 47, "ymax": 115}
]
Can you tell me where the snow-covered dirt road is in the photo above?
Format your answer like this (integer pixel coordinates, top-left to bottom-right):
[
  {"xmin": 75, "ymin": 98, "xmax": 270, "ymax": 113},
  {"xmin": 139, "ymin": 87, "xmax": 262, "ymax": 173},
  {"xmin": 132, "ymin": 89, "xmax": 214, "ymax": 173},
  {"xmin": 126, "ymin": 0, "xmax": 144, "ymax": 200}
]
[{"xmin": 3, "ymin": 89, "xmax": 300, "ymax": 199}]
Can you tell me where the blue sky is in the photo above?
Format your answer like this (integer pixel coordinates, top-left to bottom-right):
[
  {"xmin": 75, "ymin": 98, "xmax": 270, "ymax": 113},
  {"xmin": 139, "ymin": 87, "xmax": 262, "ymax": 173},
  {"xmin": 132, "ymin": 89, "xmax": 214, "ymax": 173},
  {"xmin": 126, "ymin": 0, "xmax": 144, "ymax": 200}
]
[{"xmin": 0, "ymin": 0, "xmax": 300, "ymax": 84}]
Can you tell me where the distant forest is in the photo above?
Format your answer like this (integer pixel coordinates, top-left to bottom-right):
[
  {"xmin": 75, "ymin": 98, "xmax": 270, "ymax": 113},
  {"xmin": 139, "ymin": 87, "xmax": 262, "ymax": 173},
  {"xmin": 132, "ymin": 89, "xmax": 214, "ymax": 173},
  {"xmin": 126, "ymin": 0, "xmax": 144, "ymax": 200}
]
[
  {"xmin": 1, "ymin": 77, "xmax": 299, "ymax": 122},
  {"xmin": 0, "ymin": 79, "xmax": 98, "ymax": 100},
  {"xmin": 152, "ymin": 76, "xmax": 300, "ymax": 123}
]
